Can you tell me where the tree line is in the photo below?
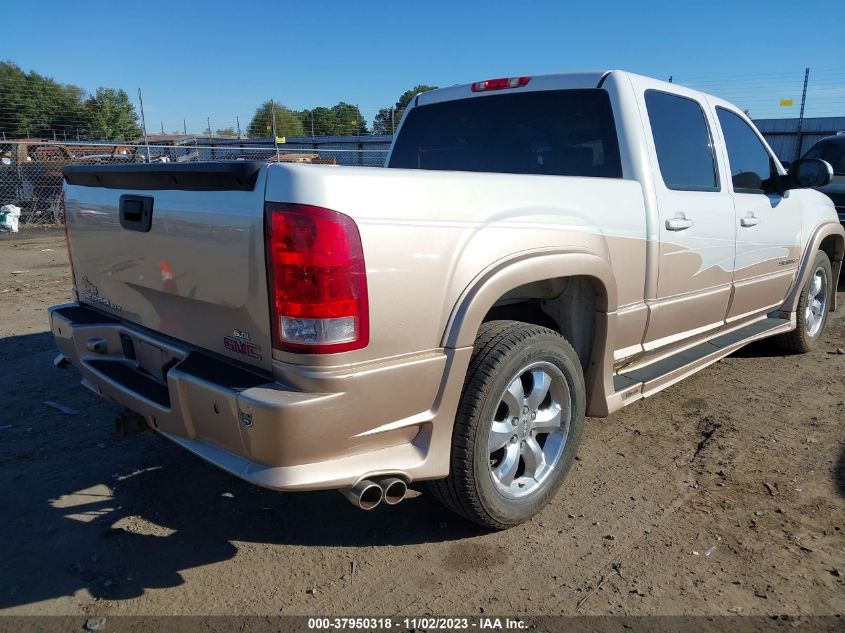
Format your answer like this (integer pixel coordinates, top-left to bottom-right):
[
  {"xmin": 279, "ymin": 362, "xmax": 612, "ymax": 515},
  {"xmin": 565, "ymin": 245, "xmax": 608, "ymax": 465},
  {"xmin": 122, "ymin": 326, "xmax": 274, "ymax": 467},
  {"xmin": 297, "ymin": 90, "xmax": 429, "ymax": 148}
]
[
  {"xmin": 0, "ymin": 61, "xmax": 142, "ymax": 141},
  {"xmin": 246, "ymin": 84, "xmax": 438, "ymax": 138},
  {"xmin": 0, "ymin": 61, "xmax": 438, "ymax": 141}
]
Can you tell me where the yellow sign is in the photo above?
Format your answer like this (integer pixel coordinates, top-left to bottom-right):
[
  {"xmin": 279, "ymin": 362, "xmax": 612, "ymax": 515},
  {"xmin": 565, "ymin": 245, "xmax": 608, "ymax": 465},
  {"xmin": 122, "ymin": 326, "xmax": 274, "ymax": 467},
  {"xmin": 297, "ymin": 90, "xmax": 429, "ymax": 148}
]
[
  {"xmin": 779, "ymin": 99, "xmax": 794, "ymax": 106},
  {"xmin": 276, "ymin": 136, "xmax": 286, "ymax": 144}
]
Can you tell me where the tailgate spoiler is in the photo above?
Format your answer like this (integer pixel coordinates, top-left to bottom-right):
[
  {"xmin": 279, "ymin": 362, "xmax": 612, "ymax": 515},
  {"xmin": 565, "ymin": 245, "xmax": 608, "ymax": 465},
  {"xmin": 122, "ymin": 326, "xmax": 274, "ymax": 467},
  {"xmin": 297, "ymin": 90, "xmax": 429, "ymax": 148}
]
[{"xmin": 62, "ymin": 161, "xmax": 264, "ymax": 191}]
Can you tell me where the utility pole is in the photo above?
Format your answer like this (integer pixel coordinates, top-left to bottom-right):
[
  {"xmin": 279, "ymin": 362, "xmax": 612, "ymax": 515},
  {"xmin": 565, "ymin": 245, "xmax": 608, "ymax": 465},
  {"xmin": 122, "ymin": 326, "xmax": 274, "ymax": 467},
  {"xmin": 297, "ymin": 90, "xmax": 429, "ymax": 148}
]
[
  {"xmin": 391, "ymin": 107, "xmax": 395, "ymax": 136},
  {"xmin": 138, "ymin": 88, "xmax": 150, "ymax": 162},
  {"xmin": 183, "ymin": 119, "xmax": 187, "ymax": 136},
  {"xmin": 207, "ymin": 117, "xmax": 212, "ymax": 139},
  {"xmin": 161, "ymin": 121, "xmax": 165, "ymax": 135},
  {"xmin": 236, "ymin": 115, "xmax": 241, "ymax": 139},
  {"xmin": 271, "ymin": 99, "xmax": 280, "ymax": 161},
  {"xmin": 794, "ymin": 67, "xmax": 810, "ymax": 161}
]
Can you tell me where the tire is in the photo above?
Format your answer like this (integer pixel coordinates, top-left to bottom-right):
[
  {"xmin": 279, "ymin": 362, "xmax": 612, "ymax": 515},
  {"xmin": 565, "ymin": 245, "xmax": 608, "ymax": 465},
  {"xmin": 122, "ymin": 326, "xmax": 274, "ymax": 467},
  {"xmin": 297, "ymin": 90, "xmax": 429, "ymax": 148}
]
[
  {"xmin": 776, "ymin": 251, "xmax": 833, "ymax": 353},
  {"xmin": 429, "ymin": 320, "xmax": 586, "ymax": 529}
]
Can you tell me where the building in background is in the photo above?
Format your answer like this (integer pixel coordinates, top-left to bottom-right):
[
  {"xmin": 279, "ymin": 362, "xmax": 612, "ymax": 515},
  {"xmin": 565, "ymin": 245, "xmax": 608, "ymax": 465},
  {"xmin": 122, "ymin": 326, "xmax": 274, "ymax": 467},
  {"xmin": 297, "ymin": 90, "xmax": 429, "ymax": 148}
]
[{"xmin": 754, "ymin": 116, "xmax": 845, "ymax": 162}]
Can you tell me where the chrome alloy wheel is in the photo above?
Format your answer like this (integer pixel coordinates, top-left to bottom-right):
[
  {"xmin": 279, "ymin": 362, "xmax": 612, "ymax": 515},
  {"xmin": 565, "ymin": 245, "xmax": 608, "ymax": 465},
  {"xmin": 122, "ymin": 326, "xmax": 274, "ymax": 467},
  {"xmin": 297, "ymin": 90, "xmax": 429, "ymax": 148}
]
[
  {"xmin": 487, "ymin": 361, "xmax": 571, "ymax": 499},
  {"xmin": 805, "ymin": 266, "xmax": 829, "ymax": 338}
]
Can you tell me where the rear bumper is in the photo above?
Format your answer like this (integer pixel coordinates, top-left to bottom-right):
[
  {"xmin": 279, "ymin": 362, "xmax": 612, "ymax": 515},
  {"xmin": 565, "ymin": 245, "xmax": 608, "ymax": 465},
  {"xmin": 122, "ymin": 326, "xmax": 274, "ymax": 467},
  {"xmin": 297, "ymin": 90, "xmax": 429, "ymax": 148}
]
[{"xmin": 49, "ymin": 303, "xmax": 468, "ymax": 491}]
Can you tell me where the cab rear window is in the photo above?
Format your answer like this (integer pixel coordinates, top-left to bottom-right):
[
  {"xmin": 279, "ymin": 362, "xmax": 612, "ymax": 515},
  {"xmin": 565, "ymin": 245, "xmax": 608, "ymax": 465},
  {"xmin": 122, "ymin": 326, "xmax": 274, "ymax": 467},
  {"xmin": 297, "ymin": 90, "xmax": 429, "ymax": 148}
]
[{"xmin": 388, "ymin": 89, "xmax": 622, "ymax": 179}]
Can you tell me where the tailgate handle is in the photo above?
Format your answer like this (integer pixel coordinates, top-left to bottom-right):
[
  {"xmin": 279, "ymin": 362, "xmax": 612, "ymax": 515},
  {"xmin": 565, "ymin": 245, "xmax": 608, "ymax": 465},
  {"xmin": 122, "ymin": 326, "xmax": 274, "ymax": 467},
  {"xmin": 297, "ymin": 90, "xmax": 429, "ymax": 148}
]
[{"xmin": 119, "ymin": 195, "xmax": 154, "ymax": 232}]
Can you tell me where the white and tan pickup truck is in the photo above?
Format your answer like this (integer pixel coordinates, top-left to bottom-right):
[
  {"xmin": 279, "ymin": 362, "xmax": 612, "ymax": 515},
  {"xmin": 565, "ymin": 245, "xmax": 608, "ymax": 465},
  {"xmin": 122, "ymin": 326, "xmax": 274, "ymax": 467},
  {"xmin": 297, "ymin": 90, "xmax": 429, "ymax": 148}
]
[{"xmin": 52, "ymin": 71, "xmax": 843, "ymax": 529}]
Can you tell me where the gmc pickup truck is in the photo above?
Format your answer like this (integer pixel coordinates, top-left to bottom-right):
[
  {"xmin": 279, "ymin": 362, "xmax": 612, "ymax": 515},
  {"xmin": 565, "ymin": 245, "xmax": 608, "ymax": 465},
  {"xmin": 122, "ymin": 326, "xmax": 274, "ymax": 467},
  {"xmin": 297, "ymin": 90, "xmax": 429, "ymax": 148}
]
[{"xmin": 53, "ymin": 71, "xmax": 843, "ymax": 529}]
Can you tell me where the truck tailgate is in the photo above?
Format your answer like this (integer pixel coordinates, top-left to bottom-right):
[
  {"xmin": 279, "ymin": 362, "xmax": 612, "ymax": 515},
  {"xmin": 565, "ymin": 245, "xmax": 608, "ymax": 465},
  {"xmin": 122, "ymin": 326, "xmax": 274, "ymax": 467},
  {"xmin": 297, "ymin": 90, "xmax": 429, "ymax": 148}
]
[{"xmin": 62, "ymin": 162, "xmax": 273, "ymax": 371}]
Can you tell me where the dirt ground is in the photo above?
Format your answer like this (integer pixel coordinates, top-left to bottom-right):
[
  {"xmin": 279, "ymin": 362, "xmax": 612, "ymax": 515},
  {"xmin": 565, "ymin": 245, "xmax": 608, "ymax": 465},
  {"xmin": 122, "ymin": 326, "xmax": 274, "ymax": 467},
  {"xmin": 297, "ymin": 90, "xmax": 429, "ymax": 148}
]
[{"xmin": 1, "ymin": 229, "xmax": 843, "ymax": 618}]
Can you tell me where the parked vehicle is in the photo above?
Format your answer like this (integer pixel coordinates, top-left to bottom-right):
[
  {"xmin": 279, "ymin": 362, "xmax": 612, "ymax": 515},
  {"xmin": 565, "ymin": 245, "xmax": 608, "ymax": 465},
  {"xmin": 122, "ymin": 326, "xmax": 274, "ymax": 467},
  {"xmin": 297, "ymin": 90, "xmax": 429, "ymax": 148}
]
[
  {"xmin": 0, "ymin": 140, "xmax": 137, "ymax": 223},
  {"xmin": 801, "ymin": 132, "xmax": 845, "ymax": 225},
  {"xmin": 52, "ymin": 71, "xmax": 843, "ymax": 529}
]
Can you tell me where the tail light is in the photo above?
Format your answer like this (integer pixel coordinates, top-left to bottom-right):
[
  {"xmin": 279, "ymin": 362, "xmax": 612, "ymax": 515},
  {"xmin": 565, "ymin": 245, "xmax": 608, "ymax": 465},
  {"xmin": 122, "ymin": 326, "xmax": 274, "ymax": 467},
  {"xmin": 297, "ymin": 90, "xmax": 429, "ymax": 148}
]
[
  {"xmin": 265, "ymin": 202, "xmax": 369, "ymax": 353},
  {"xmin": 471, "ymin": 76, "xmax": 531, "ymax": 92}
]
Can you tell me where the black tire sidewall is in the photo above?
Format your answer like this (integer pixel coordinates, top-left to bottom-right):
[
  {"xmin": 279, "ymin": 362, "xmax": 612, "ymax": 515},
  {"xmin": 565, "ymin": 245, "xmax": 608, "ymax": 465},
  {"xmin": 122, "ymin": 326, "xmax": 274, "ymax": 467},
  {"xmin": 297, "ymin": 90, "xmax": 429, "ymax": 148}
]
[{"xmin": 469, "ymin": 332, "xmax": 586, "ymax": 526}]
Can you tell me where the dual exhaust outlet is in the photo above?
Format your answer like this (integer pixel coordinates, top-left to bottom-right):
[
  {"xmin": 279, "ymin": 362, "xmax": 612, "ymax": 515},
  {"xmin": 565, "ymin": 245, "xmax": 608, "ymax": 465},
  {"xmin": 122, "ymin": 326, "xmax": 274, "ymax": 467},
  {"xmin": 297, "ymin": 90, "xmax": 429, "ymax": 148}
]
[{"xmin": 340, "ymin": 476, "xmax": 408, "ymax": 510}]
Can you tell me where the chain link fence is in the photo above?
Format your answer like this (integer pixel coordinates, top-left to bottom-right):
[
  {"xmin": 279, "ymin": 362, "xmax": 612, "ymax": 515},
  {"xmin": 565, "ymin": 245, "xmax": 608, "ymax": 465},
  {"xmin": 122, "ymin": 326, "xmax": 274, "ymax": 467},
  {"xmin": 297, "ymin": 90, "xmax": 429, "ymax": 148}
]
[{"xmin": 1, "ymin": 139, "xmax": 390, "ymax": 229}]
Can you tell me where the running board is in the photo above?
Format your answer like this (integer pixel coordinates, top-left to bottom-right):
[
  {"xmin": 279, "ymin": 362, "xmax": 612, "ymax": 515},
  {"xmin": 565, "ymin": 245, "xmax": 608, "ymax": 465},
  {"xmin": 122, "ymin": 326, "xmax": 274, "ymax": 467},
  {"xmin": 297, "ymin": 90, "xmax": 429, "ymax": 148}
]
[{"xmin": 612, "ymin": 317, "xmax": 791, "ymax": 404}]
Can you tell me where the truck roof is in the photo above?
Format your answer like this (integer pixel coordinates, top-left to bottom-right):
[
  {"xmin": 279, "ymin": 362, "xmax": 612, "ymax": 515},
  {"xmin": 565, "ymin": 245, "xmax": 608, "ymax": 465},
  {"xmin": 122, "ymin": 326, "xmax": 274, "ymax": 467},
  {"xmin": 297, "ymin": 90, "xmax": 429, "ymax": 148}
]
[{"xmin": 414, "ymin": 70, "xmax": 710, "ymax": 107}]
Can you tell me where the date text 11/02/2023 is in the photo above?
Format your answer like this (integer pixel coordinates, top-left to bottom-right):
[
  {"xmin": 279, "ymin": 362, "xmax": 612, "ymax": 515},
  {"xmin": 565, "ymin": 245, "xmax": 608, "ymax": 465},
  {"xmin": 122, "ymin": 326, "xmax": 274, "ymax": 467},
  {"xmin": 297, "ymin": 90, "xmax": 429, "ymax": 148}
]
[{"xmin": 306, "ymin": 617, "xmax": 528, "ymax": 630}]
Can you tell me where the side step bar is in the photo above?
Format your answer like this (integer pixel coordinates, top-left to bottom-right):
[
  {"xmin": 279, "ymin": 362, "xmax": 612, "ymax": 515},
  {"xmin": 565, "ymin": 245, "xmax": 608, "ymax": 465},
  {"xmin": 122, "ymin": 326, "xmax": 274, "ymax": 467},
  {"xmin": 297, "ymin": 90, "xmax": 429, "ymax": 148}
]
[{"xmin": 612, "ymin": 317, "xmax": 791, "ymax": 403}]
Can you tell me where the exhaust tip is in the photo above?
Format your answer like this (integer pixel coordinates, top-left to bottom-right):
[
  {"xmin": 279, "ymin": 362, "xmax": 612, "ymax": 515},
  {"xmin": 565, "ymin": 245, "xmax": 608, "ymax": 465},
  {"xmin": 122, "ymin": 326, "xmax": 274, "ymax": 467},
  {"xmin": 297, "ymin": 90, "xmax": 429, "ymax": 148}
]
[
  {"xmin": 358, "ymin": 482, "xmax": 383, "ymax": 510},
  {"xmin": 380, "ymin": 477, "xmax": 408, "ymax": 505},
  {"xmin": 340, "ymin": 479, "xmax": 383, "ymax": 510}
]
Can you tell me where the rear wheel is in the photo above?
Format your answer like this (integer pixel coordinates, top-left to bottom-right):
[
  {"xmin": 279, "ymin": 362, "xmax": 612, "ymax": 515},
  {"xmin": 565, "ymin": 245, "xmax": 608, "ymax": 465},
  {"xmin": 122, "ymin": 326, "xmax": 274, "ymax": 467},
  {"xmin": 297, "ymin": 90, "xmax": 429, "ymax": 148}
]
[
  {"xmin": 429, "ymin": 320, "xmax": 585, "ymax": 529},
  {"xmin": 777, "ymin": 251, "xmax": 833, "ymax": 353}
]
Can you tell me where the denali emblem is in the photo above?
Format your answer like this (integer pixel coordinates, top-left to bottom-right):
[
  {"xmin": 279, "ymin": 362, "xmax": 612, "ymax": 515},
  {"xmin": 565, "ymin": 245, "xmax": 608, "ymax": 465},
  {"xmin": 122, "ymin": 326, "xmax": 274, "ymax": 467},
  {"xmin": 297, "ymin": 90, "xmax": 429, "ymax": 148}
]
[
  {"xmin": 239, "ymin": 412, "xmax": 253, "ymax": 427},
  {"xmin": 224, "ymin": 335, "xmax": 262, "ymax": 360}
]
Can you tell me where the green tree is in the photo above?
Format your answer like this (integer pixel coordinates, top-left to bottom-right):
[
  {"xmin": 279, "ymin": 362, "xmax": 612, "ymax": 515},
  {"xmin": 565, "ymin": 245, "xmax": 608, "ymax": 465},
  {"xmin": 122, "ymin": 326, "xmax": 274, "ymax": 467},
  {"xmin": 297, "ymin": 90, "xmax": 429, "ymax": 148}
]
[
  {"xmin": 299, "ymin": 106, "xmax": 336, "ymax": 136},
  {"xmin": 372, "ymin": 84, "xmax": 438, "ymax": 135},
  {"xmin": 81, "ymin": 88, "xmax": 142, "ymax": 141},
  {"xmin": 0, "ymin": 61, "xmax": 87, "ymax": 138},
  {"xmin": 299, "ymin": 103, "xmax": 368, "ymax": 136},
  {"xmin": 215, "ymin": 127, "xmax": 236, "ymax": 137},
  {"xmin": 247, "ymin": 101, "xmax": 305, "ymax": 138},
  {"xmin": 331, "ymin": 102, "xmax": 367, "ymax": 135}
]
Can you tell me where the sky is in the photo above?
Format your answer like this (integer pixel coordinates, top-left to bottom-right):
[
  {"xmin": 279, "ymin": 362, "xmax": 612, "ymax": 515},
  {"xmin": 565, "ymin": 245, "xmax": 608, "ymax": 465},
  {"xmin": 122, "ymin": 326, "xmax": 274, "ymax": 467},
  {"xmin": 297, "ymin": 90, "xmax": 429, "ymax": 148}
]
[{"xmin": 3, "ymin": 0, "xmax": 844, "ymax": 134}]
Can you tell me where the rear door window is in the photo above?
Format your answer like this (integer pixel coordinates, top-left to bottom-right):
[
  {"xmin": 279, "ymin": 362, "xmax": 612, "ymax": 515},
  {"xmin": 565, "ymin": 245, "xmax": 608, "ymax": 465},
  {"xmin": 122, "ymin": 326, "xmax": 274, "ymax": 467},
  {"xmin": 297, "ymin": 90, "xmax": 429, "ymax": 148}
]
[
  {"xmin": 645, "ymin": 90, "xmax": 719, "ymax": 192},
  {"xmin": 388, "ymin": 89, "xmax": 622, "ymax": 178}
]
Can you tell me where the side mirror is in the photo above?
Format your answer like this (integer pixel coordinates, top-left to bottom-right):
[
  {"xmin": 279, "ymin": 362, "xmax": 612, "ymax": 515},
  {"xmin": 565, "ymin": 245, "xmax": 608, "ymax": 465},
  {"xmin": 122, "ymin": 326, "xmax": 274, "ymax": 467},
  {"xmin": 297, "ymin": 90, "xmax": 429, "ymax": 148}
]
[{"xmin": 787, "ymin": 158, "xmax": 833, "ymax": 189}]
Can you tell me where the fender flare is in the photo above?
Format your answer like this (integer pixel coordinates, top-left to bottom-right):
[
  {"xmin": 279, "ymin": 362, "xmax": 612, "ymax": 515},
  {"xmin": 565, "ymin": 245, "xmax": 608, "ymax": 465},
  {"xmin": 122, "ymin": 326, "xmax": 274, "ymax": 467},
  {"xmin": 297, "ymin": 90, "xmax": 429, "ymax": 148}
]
[
  {"xmin": 441, "ymin": 248, "xmax": 618, "ymax": 349},
  {"xmin": 782, "ymin": 222, "xmax": 845, "ymax": 314}
]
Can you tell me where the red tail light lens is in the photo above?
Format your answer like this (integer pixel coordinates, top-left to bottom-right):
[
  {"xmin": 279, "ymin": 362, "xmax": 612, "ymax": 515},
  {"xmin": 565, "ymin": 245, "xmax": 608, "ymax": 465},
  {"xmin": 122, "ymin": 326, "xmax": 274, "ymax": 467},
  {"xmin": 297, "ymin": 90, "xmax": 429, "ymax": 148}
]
[
  {"xmin": 265, "ymin": 202, "xmax": 369, "ymax": 353},
  {"xmin": 471, "ymin": 76, "xmax": 531, "ymax": 92}
]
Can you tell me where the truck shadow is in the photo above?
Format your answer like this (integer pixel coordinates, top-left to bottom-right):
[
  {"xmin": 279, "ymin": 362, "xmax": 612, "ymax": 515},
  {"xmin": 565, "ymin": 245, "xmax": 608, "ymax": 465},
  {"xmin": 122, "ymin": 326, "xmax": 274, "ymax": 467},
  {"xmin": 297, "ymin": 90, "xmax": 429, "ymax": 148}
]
[{"xmin": 0, "ymin": 332, "xmax": 482, "ymax": 610}]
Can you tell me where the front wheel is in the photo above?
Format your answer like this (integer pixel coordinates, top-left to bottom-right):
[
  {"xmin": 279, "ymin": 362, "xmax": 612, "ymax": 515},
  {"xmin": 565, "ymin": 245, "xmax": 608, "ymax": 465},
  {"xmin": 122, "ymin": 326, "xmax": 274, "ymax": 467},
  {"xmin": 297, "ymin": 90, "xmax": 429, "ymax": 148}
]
[
  {"xmin": 776, "ymin": 251, "xmax": 833, "ymax": 353},
  {"xmin": 429, "ymin": 320, "xmax": 586, "ymax": 529}
]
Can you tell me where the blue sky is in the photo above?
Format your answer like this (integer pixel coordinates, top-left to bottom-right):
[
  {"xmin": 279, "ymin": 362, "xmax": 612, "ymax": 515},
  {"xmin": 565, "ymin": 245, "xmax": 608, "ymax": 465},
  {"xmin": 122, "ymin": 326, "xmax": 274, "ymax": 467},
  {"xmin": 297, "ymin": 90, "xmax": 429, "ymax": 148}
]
[{"xmin": 4, "ymin": 0, "xmax": 843, "ymax": 133}]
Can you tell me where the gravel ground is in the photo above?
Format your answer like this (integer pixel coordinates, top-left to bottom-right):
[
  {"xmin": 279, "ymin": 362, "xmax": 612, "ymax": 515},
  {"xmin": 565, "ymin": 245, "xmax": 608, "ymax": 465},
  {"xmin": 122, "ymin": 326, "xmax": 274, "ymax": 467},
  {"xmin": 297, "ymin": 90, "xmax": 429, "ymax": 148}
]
[{"xmin": 1, "ymin": 229, "xmax": 843, "ymax": 617}]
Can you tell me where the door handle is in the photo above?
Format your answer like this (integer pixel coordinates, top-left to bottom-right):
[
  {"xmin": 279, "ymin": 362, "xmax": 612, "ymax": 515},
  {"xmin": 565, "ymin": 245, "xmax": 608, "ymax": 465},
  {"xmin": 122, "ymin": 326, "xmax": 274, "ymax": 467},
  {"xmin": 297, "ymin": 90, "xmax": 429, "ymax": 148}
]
[
  {"xmin": 119, "ymin": 194, "xmax": 154, "ymax": 232},
  {"xmin": 665, "ymin": 216, "xmax": 694, "ymax": 231},
  {"xmin": 740, "ymin": 215, "xmax": 760, "ymax": 227}
]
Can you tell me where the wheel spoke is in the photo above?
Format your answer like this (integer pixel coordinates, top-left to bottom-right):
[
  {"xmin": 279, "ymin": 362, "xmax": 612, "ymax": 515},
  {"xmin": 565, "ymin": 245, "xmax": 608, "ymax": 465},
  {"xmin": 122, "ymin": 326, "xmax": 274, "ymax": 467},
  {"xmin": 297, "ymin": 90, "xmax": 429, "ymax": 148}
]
[
  {"xmin": 520, "ymin": 436, "xmax": 546, "ymax": 479},
  {"xmin": 810, "ymin": 273, "xmax": 822, "ymax": 299},
  {"xmin": 488, "ymin": 420, "xmax": 514, "ymax": 453},
  {"xmin": 501, "ymin": 377, "xmax": 525, "ymax": 418},
  {"xmin": 486, "ymin": 360, "xmax": 573, "ymax": 499},
  {"xmin": 532, "ymin": 403, "xmax": 563, "ymax": 433},
  {"xmin": 526, "ymin": 370, "xmax": 551, "ymax": 411},
  {"xmin": 494, "ymin": 442, "xmax": 520, "ymax": 487}
]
